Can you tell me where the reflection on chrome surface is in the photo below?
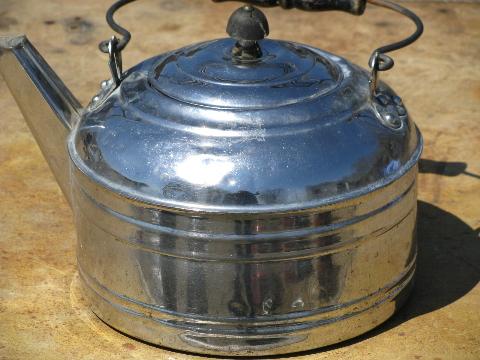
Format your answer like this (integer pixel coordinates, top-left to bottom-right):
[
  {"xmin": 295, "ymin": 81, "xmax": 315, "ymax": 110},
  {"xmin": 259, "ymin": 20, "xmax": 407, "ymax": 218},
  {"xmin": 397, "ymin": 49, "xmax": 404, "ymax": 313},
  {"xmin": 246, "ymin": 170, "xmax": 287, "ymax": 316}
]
[
  {"xmin": 1, "ymin": 32, "xmax": 422, "ymax": 355},
  {"xmin": 175, "ymin": 155, "xmax": 235, "ymax": 187}
]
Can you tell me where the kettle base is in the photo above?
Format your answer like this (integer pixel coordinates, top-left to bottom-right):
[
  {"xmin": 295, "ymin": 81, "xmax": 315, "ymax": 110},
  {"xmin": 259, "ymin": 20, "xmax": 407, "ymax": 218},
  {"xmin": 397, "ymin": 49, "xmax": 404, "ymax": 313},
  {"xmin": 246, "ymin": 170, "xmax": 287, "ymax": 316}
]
[{"xmin": 79, "ymin": 263, "xmax": 415, "ymax": 356}]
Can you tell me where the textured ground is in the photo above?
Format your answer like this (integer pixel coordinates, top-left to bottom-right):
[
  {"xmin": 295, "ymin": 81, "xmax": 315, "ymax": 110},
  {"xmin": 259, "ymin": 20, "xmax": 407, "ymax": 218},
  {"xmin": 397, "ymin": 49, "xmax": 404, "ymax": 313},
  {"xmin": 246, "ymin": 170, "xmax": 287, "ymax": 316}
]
[{"xmin": 0, "ymin": 0, "xmax": 479, "ymax": 359}]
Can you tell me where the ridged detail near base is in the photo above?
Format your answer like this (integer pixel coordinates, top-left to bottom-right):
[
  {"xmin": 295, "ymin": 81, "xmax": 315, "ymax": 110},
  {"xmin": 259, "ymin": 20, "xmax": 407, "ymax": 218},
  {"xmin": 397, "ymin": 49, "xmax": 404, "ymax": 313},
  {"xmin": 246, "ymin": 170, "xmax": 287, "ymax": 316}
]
[{"xmin": 80, "ymin": 259, "xmax": 415, "ymax": 355}]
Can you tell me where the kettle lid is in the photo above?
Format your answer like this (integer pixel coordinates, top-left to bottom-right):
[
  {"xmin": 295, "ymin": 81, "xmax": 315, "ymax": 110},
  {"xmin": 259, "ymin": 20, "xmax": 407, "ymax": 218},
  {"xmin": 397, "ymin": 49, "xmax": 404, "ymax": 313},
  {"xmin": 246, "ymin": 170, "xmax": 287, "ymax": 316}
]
[
  {"xmin": 149, "ymin": 37, "xmax": 341, "ymax": 111},
  {"xmin": 141, "ymin": 5, "xmax": 341, "ymax": 112}
]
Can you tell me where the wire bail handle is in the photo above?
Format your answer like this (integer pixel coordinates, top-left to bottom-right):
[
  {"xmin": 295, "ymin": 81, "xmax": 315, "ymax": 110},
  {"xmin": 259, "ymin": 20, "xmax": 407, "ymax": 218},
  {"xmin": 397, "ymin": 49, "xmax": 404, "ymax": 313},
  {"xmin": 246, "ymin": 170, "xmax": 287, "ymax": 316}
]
[
  {"xmin": 99, "ymin": 0, "xmax": 136, "ymax": 85},
  {"xmin": 367, "ymin": 0, "xmax": 423, "ymax": 97},
  {"xmin": 99, "ymin": 0, "xmax": 423, "ymax": 95},
  {"xmin": 103, "ymin": 36, "xmax": 122, "ymax": 85}
]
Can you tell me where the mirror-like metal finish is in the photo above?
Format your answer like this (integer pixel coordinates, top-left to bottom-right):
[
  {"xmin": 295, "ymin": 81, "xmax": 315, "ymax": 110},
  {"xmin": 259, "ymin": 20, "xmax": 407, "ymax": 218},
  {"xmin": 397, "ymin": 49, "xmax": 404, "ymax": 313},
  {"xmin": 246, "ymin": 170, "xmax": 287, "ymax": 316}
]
[
  {"xmin": 74, "ymin": 163, "xmax": 419, "ymax": 355},
  {"xmin": 0, "ymin": 36, "xmax": 82, "ymax": 203},
  {"xmin": 0, "ymin": 32, "xmax": 422, "ymax": 355},
  {"xmin": 68, "ymin": 37, "xmax": 422, "ymax": 355}
]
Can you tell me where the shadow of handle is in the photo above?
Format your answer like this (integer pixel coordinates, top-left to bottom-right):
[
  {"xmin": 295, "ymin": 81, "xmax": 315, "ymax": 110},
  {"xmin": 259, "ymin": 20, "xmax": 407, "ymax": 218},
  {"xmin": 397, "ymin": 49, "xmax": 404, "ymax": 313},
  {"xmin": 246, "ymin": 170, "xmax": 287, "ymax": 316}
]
[{"xmin": 419, "ymin": 159, "xmax": 480, "ymax": 179}]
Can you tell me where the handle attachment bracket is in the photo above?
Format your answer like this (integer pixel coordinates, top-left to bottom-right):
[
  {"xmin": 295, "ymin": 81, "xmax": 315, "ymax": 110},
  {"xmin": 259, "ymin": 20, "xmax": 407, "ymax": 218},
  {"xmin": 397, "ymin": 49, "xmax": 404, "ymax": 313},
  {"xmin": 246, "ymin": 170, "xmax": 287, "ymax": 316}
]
[
  {"xmin": 367, "ymin": 0, "xmax": 423, "ymax": 97},
  {"xmin": 99, "ymin": 0, "xmax": 136, "ymax": 85}
]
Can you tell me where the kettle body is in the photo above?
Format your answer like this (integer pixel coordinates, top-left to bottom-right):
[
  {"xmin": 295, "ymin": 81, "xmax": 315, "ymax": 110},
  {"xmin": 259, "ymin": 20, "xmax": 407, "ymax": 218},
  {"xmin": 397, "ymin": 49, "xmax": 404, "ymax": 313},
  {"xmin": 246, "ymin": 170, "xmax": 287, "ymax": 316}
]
[
  {"xmin": 71, "ymin": 40, "xmax": 421, "ymax": 356},
  {"xmin": 0, "ymin": 0, "xmax": 423, "ymax": 355}
]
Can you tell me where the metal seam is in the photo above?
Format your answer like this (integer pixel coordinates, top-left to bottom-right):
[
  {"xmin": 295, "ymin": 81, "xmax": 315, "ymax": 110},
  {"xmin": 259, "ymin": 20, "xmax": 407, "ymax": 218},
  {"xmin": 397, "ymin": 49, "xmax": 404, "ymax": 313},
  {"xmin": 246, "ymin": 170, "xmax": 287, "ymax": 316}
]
[
  {"xmin": 79, "ymin": 259, "xmax": 415, "ymax": 331},
  {"xmin": 75, "ymin": 180, "xmax": 416, "ymax": 261},
  {"xmin": 78, "ymin": 177, "xmax": 415, "ymax": 240}
]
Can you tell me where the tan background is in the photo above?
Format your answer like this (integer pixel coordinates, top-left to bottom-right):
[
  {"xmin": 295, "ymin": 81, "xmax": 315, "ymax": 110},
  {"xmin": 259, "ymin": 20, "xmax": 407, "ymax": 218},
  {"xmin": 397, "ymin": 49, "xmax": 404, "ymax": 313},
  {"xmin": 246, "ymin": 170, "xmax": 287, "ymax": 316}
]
[{"xmin": 0, "ymin": 0, "xmax": 479, "ymax": 359}]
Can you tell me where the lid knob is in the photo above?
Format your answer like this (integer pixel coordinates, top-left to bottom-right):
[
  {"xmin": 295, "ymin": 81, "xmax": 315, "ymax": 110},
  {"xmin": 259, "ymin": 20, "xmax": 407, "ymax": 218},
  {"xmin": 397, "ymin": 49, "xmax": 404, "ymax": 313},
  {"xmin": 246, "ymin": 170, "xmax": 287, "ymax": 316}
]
[{"xmin": 227, "ymin": 6, "xmax": 269, "ymax": 60}]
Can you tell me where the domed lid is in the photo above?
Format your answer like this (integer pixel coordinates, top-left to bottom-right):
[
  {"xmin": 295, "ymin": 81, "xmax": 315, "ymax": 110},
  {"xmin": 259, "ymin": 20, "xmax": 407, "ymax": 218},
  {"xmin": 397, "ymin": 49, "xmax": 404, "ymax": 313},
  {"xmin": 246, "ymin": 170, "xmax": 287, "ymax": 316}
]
[
  {"xmin": 70, "ymin": 7, "xmax": 422, "ymax": 213},
  {"xmin": 148, "ymin": 39, "xmax": 340, "ymax": 111}
]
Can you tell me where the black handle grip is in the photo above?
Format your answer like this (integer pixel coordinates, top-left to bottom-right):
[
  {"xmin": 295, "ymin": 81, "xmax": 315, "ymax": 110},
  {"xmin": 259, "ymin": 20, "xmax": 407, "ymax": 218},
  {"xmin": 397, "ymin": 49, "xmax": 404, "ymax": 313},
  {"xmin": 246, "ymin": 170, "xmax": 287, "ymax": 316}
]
[{"xmin": 212, "ymin": 0, "xmax": 367, "ymax": 15}]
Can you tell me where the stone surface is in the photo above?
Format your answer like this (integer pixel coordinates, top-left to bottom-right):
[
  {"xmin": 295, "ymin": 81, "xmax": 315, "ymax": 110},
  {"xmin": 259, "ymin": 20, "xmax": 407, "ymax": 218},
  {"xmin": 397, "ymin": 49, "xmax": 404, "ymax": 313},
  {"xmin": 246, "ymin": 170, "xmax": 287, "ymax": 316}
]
[{"xmin": 0, "ymin": 0, "xmax": 479, "ymax": 359}]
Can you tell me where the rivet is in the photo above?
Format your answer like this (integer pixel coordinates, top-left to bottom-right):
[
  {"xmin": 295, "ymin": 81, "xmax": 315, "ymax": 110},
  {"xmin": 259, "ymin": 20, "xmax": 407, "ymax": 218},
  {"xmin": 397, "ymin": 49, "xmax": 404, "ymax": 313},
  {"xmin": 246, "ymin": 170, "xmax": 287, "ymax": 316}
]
[{"xmin": 393, "ymin": 95, "xmax": 403, "ymax": 105}]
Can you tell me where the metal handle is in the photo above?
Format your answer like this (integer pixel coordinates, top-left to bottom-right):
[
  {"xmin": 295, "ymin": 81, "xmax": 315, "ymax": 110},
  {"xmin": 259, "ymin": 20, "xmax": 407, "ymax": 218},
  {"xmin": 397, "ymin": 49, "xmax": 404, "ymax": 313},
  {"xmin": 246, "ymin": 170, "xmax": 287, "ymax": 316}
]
[
  {"xmin": 99, "ymin": 0, "xmax": 137, "ymax": 85},
  {"xmin": 99, "ymin": 0, "xmax": 423, "ymax": 95},
  {"xmin": 367, "ymin": 0, "xmax": 423, "ymax": 96},
  {"xmin": 213, "ymin": 0, "xmax": 367, "ymax": 15}
]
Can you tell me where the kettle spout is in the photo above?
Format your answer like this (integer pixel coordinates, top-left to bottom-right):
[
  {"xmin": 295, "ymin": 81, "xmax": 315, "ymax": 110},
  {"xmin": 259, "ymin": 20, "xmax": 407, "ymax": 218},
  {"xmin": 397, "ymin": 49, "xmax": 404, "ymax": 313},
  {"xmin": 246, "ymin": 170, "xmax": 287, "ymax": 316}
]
[{"xmin": 0, "ymin": 36, "xmax": 82, "ymax": 205}]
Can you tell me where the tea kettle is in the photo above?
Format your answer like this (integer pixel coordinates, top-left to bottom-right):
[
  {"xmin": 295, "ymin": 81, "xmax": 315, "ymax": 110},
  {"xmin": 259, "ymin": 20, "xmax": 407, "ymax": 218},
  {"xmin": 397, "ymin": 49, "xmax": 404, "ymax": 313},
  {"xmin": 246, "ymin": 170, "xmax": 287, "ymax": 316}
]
[{"xmin": 0, "ymin": 0, "xmax": 423, "ymax": 356}]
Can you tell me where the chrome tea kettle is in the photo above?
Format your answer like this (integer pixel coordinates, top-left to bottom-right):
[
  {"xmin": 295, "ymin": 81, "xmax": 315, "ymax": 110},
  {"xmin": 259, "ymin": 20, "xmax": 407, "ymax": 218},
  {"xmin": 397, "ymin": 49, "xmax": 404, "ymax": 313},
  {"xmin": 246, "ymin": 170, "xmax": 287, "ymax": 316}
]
[{"xmin": 0, "ymin": 0, "xmax": 423, "ymax": 356}]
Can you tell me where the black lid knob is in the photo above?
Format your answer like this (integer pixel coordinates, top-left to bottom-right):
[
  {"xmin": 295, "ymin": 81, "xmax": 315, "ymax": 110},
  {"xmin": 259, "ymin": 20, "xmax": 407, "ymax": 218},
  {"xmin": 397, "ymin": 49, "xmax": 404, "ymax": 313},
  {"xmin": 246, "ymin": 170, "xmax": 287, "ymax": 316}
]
[
  {"xmin": 227, "ymin": 6, "xmax": 269, "ymax": 61},
  {"xmin": 227, "ymin": 5, "xmax": 269, "ymax": 42}
]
